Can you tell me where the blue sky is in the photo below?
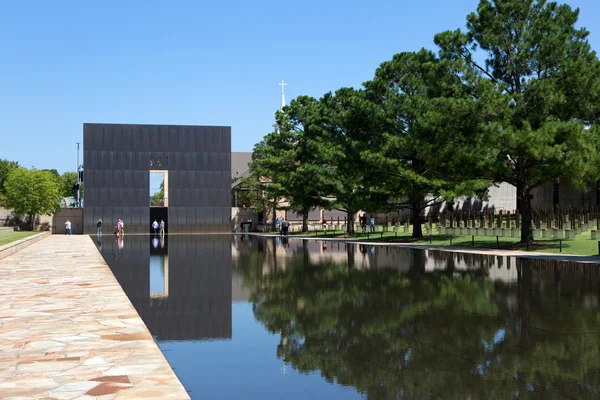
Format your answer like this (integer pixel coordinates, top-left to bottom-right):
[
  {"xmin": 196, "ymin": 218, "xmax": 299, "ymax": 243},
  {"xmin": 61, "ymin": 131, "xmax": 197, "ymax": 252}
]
[{"xmin": 1, "ymin": 0, "xmax": 598, "ymax": 173}]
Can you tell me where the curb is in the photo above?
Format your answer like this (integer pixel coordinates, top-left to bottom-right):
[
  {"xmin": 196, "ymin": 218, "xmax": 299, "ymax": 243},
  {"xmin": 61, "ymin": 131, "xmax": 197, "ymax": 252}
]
[
  {"xmin": 247, "ymin": 232, "xmax": 600, "ymax": 264},
  {"xmin": 0, "ymin": 232, "xmax": 50, "ymax": 261}
]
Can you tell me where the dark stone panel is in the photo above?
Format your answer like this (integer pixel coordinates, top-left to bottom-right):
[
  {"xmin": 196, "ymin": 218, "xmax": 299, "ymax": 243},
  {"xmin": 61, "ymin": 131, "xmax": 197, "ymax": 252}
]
[
  {"xmin": 158, "ymin": 126, "xmax": 169, "ymax": 150},
  {"xmin": 122, "ymin": 126, "xmax": 132, "ymax": 152},
  {"xmin": 83, "ymin": 123, "xmax": 231, "ymax": 233}
]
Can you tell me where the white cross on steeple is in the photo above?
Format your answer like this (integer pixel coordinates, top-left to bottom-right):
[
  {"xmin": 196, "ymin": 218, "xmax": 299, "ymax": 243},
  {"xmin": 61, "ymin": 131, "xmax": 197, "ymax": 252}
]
[{"xmin": 279, "ymin": 80, "xmax": 287, "ymax": 110}]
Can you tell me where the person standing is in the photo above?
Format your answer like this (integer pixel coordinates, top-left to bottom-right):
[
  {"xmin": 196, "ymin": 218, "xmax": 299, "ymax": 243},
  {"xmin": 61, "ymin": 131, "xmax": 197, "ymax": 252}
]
[
  {"xmin": 160, "ymin": 219, "xmax": 165, "ymax": 236},
  {"xmin": 152, "ymin": 219, "xmax": 159, "ymax": 234},
  {"xmin": 275, "ymin": 217, "xmax": 280, "ymax": 232},
  {"xmin": 281, "ymin": 218, "xmax": 290, "ymax": 236},
  {"xmin": 96, "ymin": 218, "xmax": 103, "ymax": 235},
  {"xmin": 370, "ymin": 215, "xmax": 375, "ymax": 233},
  {"xmin": 65, "ymin": 220, "xmax": 72, "ymax": 235}
]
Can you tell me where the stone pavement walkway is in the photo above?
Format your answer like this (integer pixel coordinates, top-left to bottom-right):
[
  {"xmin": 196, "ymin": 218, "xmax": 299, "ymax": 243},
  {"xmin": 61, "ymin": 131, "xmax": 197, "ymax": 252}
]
[{"xmin": 0, "ymin": 235, "xmax": 190, "ymax": 399}]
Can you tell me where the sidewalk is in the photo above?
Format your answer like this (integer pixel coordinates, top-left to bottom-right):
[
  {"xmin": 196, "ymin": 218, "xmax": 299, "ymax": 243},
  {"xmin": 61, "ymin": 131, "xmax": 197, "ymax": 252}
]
[{"xmin": 0, "ymin": 235, "xmax": 189, "ymax": 399}]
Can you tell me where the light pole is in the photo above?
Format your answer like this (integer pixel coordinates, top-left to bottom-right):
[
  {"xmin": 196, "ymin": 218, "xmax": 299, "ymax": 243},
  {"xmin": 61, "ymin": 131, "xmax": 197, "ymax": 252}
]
[{"xmin": 76, "ymin": 142, "xmax": 81, "ymax": 207}]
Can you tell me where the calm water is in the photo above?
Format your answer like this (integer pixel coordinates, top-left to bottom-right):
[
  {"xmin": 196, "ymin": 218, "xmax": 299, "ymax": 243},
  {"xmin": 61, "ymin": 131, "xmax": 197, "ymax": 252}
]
[{"xmin": 96, "ymin": 234, "xmax": 600, "ymax": 399}]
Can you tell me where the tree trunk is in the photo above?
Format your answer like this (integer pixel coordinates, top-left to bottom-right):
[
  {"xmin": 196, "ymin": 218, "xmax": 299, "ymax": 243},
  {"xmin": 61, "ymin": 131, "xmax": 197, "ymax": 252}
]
[
  {"xmin": 272, "ymin": 237, "xmax": 278, "ymax": 272},
  {"xmin": 29, "ymin": 214, "xmax": 35, "ymax": 231},
  {"xmin": 346, "ymin": 243, "xmax": 355, "ymax": 269},
  {"xmin": 518, "ymin": 183, "xmax": 533, "ymax": 243},
  {"xmin": 302, "ymin": 208, "xmax": 309, "ymax": 232},
  {"xmin": 302, "ymin": 239, "xmax": 309, "ymax": 265},
  {"xmin": 271, "ymin": 200, "xmax": 277, "ymax": 232},
  {"xmin": 347, "ymin": 211, "xmax": 355, "ymax": 234},
  {"xmin": 410, "ymin": 199, "xmax": 423, "ymax": 238}
]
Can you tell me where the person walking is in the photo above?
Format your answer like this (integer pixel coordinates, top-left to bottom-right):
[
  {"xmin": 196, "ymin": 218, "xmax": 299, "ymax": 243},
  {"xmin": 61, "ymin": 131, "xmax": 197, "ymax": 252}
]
[
  {"xmin": 96, "ymin": 219, "xmax": 103, "ymax": 236},
  {"xmin": 65, "ymin": 220, "xmax": 72, "ymax": 235},
  {"xmin": 152, "ymin": 219, "xmax": 159, "ymax": 234},
  {"xmin": 281, "ymin": 218, "xmax": 289, "ymax": 236},
  {"xmin": 370, "ymin": 215, "xmax": 375, "ymax": 233},
  {"xmin": 160, "ymin": 219, "xmax": 165, "ymax": 236}
]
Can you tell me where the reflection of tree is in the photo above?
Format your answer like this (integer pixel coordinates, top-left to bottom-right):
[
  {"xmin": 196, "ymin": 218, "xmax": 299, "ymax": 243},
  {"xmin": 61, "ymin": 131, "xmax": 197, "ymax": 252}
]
[{"xmin": 236, "ymin": 242, "xmax": 600, "ymax": 399}]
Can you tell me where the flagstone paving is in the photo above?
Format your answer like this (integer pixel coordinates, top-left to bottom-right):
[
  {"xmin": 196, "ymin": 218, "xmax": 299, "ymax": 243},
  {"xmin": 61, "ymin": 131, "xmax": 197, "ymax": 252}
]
[{"xmin": 0, "ymin": 235, "xmax": 190, "ymax": 399}]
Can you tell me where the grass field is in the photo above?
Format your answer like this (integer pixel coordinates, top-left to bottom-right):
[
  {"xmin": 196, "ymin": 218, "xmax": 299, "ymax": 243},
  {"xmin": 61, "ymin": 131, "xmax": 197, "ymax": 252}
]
[
  {"xmin": 0, "ymin": 231, "xmax": 39, "ymax": 247},
  {"xmin": 272, "ymin": 224, "xmax": 600, "ymax": 256}
]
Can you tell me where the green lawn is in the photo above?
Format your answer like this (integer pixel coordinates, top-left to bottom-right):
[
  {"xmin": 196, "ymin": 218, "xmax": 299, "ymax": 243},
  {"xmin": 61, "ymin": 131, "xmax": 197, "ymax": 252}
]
[
  {"xmin": 271, "ymin": 224, "xmax": 600, "ymax": 256},
  {"xmin": 0, "ymin": 231, "xmax": 39, "ymax": 247}
]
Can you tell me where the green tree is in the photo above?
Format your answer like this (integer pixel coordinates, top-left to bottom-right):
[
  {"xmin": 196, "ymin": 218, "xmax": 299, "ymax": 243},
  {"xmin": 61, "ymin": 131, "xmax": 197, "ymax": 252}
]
[
  {"xmin": 60, "ymin": 172, "xmax": 79, "ymax": 198},
  {"xmin": 3, "ymin": 168, "xmax": 62, "ymax": 230},
  {"xmin": 434, "ymin": 0, "xmax": 600, "ymax": 242},
  {"xmin": 364, "ymin": 50, "xmax": 491, "ymax": 238},
  {"xmin": 0, "ymin": 159, "xmax": 20, "ymax": 205},
  {"xmin": 151, "ymin": 181, "xmax": 165, "ymax": 206},
  {"xmin": 320, "ymin": 88, "xmax": 390, "ymax": 234},
  {"xmin": 236, "ymin": 165, "xmax": 286, "ymax": 231},
  {"xmin": 252, "ymin": 96, "xmax": 335, "ymax": 232}
]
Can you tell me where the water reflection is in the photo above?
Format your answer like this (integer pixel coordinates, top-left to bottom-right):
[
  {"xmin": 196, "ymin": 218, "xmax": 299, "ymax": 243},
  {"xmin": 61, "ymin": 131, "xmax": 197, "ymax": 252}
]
[
  {"xmin": 98, "ymin": 235, "xmax": 600, "ymax": 399},
  {"xmin": 233, "ymin": 236, "xmax": 600, "ymax": 399},
  {"xmin": 99, "ymin": 235, "xmax": 232, "ymax": 341},
  {"xmin": 150, "ymin": 235, "xmax": 168, "ymax": 297}
]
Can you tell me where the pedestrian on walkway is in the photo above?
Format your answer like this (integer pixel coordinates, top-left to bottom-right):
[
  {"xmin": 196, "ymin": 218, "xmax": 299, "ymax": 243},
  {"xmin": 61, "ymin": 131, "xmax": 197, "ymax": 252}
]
[
  {"xmin": 160, "ymin": 219, "xmax": 165, "ymax": 236},
  {"xmin": 65, "ymin": 220, "xmax": 72, "ymax": 235},
  {"xmin": 97, "ymin": 218, "xmax": 102, "ymax": 235},
  {"xmin": 152, "ymin": 219, "xmax": 159, "ymax": 234},
  {"xmin": 281, "ymin": 218, "xmax": 289, "ymax": 236}
]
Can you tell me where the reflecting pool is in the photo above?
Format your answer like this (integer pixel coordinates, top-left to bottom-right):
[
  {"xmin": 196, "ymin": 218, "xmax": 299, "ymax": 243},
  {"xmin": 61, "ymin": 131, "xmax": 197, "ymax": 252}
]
[{"xmin": 97, "ymin": 234, "xmax": 600, "ymax": 399}]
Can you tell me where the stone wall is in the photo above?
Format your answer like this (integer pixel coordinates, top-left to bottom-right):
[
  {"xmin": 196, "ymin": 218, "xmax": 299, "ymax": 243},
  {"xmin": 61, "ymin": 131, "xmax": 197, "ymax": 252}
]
[
  {"xmin": 531, "ymin": 180, "xmax": 597, "ymax": 210},
  {"xmin": 52, "ymin": 208, "xmax": 84, "ymax": 234},
  {"xmin": 0, "ymin": 207, "xmax": 53, "ymax": 230}
]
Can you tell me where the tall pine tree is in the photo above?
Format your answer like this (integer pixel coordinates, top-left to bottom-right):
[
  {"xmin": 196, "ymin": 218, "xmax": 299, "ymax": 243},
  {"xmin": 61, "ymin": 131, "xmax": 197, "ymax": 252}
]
[{"xmin": 435, "ymin": 0, "xmax": 600, "ymax": 242}]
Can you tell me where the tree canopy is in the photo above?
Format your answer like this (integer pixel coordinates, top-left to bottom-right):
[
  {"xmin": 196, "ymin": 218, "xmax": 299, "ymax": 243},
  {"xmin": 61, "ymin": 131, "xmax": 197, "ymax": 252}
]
[
  {"xmin": 249, "ymin": 0, "xmax": 600, "ymax": 240},
  {"xmin": 434, "ymin": 0, "xmax": 600, "ymax": 241},
  {"xmin": 248, "ymin": 96, "xmax": 336, "ymax": 232},
  {"xmin": 364, "ymin": 49, "xmax": 491, "ymax": 237},
  {"xmin": 320, "ymin": 88, "xmax": 389, "ymax": 233},
  {"xmin": 0, "ymin": 159, "xmax": 20, "ymax": 206},
  {"xmin": 60, "ymin": 171, "xmax": 79, "ymax": 198},
  {"xmin": 3, "ymin": 168, "xmax": 62, "ymax": 230}
]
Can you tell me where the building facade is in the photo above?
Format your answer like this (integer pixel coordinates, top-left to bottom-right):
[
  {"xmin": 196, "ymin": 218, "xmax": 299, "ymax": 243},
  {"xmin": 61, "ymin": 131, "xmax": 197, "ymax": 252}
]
[{"xmin": 83, "ymin": 123, "xmax": 231, "ymax": 234}]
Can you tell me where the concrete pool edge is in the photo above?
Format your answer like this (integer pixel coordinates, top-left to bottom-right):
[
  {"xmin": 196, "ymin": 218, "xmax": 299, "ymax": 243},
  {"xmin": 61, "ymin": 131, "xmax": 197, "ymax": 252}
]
[{"xmin": 247, "ymin": 233, "xmax": 600, "ymax": 264}]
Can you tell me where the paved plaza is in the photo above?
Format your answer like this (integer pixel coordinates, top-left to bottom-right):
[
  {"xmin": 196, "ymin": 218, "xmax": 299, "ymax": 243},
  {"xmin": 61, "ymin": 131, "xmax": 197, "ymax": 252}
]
[{"xmin": 0, "ymin": 235, "xmax": 189, "ymax": 399}]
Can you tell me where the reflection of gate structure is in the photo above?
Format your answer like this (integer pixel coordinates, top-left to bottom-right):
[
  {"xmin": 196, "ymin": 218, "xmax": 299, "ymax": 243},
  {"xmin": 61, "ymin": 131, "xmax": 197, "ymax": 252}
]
[{"xmin": 99, "ymin": 235, "xmax": 232, "ymax": 341}]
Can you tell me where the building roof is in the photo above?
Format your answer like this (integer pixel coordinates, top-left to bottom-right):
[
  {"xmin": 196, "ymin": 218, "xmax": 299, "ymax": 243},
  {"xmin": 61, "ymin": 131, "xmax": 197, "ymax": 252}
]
[{"xmin": 231, "ymin": 152, "xmax": 252, "ymax": 188}]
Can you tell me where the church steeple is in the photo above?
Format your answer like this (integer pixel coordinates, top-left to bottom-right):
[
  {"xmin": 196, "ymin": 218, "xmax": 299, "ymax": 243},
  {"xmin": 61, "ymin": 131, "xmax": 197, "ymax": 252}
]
[
  {"xmin": 273, "ymin": 80, "xmax": 287, "ymax": 133},
  {"xmin": 279, "ymin": 80, "xmax": 287, "ymax": 110}
]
